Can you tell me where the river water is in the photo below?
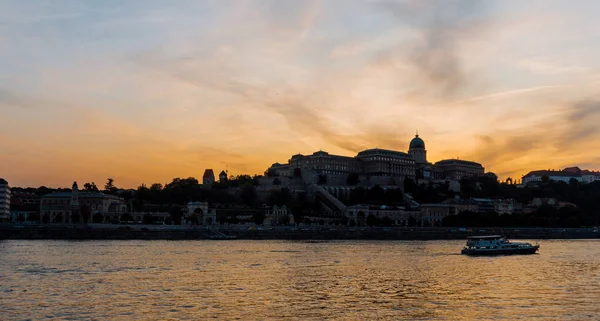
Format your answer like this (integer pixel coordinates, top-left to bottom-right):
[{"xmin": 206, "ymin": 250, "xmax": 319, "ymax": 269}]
[{"xmin": 1, "ymin": 240, "xmax": 599, "ymax": 320}]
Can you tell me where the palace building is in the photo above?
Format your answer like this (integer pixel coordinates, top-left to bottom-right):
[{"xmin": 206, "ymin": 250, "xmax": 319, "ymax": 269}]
[
  {"xmin": 0, "ymin": 178, "xmax": 10, "ymax": 222},
  {"xmin": 266, "ymin": 134, "xmax": 484, "ymax": 185},
  {"xmin": 39, "ymin": 182, "xmax": 128, "ymax": 223}
]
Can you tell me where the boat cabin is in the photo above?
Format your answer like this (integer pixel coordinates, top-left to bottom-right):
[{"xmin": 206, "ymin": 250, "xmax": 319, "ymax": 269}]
[{"xmin": 465, "ymin": 235, "xmax": 532, "ymax": 250}]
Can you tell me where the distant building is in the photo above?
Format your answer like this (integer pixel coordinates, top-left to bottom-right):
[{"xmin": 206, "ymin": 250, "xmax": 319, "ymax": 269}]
[
  {"xmin": 522, "ymin": 166, "xmax": 600, "ymax": 184},
  {"xmin": 0, "ymin": 178, "xmax": 10, "ymax": 222},
  {"xmin": 355, "ymin": 148, "xmax": 416, "ymax": 180},
  {"xmin": 186, "ymin": 201, "xmax": 216, "ymax": 225},
  {"xmin": 9, "ymin": 188, "xmax": 40, "ymax": 223},
  {"xmin": 266, "ymin": 134, "xmax": 484, "ymax": 186},
  {"xmin": 441, "ymin": 198, "xmax": 479, "ymax": 215},
  {"xmin": 529, "ymin": 198, "xmax": 558, "ymax": 208},
  {"xmin": 10, "ymin": 190, "xmax": 39, "ymax": 207},
  {"xmin": 219, "ymin": 170, "xmax": 228, "ymax": 183},
  {"xmin": 130, "ymin": 212, "xmax": 170, "ymax": 224},
  {"xmin": 346, "ymin": 204, "xmax": 414, "ymax": 227},
  {"xmin": 40, "ymin": 182, "xmax": 127, "ymax": 223},
  {"xmin": 202, "ymin": 169, "xmax": 215, "ymax": 186},
  {"xmin": 265, "ymin": 205, "xmax": 294, "ymax": 226},
  {"xmin": 265, "ymin": 163, "xmax": 290, "ymax": 177},
  {"xmin": 434, "ymin": 159, "xmax": 485, "ymax": 180},
  {"xmin": 419, "ymin": 204, "xmax": 451, "ymax": 226},
  {"xmin": 494, "ymin": 199, "xmax": 517, "ymax": 215},
  {"xmin": 408, "ymin": 134, "xmax": 427, "ymax": 164},
  {"xmin": 472, "ymin": 198, "xmax": 495, "ymax": 213},
  {"xmin": 288, "ymin": 151, "xmax": 363, "ymax": 185}
]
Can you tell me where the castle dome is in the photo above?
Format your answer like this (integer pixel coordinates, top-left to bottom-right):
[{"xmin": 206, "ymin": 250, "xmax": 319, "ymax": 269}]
[{"xmin": 409, "ymin": 134, "xmax": 425, "ymax": 149}]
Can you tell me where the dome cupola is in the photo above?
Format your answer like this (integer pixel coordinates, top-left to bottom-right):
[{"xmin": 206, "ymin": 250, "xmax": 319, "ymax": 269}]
[{"xmin": 409, "ymin": 134, "xmax": 425, "ymax": 150}]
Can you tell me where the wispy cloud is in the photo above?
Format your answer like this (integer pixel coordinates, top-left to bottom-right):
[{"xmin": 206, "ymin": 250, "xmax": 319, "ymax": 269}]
[
  {"xmin": 2, "ymin": 0, "xmax": 600, "ymax": 187},
  {"xmin": 374, "ymin": 0, "xmax": 492, "ymax": 100},
  {"xmin": 519, "ymin": 59, "xmax": 587, "ymax": 75}
]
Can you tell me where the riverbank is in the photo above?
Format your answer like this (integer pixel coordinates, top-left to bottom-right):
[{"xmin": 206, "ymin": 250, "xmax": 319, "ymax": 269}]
[{"xmin": 1, "ymin": 225, "xmax": 599, "ymax": 240}]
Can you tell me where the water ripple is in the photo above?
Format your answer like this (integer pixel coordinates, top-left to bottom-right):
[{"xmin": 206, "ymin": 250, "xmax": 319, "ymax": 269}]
[{"xmin": 0, "ymin": 239, "xmax": 599, "ymax": 320}]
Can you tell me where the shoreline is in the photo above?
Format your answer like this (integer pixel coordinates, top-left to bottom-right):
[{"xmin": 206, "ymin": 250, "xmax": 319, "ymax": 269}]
[{"xmin": 1, "ymin": 225, "xmax": 599, "ymax": 241}]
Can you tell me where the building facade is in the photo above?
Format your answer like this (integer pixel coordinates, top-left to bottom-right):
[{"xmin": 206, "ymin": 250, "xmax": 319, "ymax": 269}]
[
  {"xmin": 355, "ymin": 148, "xmax": 416, "ymax": 180},
  {"xmin": 267, "ymin": 134, "xmax": 484, "ymax": 185},
  {"xmin": 523, "ymin": 167, "xmax": 600, "ymax": 184},
  {"xmin": 346, "ymin": 204, "xmax": 414, "ymax": 226},
  {"xmin": 419, "ymin": 204, "xmax": 451, "ymax": 226},
  {"xmin": 0, "ymin": 178, "xmax": 10, "ymax": 222},
  {"xmin": 288, "ymin": 151, "xmax": 363, "ymax": 185},
  {"xmin": 202, "ymin": 169, "xmax": 215, "ymax": 186},
  {"xmin": 186, "ymin": 201, "xmax": 217, "ymax": 225},
  {"xmin": 433, "ymin": 159, "xmax": 485, "ymax": 180},
  {"xmin": 40, "ymin": 182, "xmax": 127, "ymax": 223},
  {"xmin": 219, "ymin": 170, "xmax": 228, "ymax": 183},
  {"xmin": 265, "ymin": 205, "xmax": 294, "ymax": 226}
]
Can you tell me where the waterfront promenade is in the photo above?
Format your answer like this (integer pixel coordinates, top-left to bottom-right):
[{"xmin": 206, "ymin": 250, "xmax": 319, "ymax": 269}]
[{"xmin": 1, "ymin": 224, "xmax": 598, "ymax": 240}]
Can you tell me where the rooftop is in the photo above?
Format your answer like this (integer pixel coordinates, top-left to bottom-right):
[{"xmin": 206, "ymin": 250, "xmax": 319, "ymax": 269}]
[
  {"xmin": 42, "ymin": 192, "xmax": 122, "ymax": 199},
  {"xmin": 356, "ymin": 148, "xmax": 411, "ymax": 158},
  {"xmin": 435, "ymin": 159, "xmax": 483, "ymax": 167},
  {"xmin": 203, "ymin": 169, "xmax": 215, "ymax": 178}
]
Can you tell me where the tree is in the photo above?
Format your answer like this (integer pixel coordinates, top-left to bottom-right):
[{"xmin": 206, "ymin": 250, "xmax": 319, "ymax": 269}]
[
  {"xmin": 291, "ymin": 205, "xmax": 304, "ymax": 226},
  {"xmin": 240, "ymin": 185, "xmax": 258, "ymax": 206},
  {"xmin": 149, "ymin": 183, "xmax": 163, "ymax": 204},
  {"xmin": 346, "ymin": 173, "xmax": 359, "ymax": 186},
  {"xmin": 278, "ymin": 215, "xmax": 291, "ymax": 226},
  {"xmin": 265, "ymin": 168, "xmax": 278, "ymax": 178},
  {"xmin": 80, "ymin": 205, "xmax": 91, "ymax": 224},
  {"xmin": 143, "ymin": 214, "xmax": 156, "ymax": 225},
  {"xmin": 267, "ymin": 188, "xmax": 292, "ymax": 207},
  {"xmin": 120, "ymin": 213, "xmax": 134, "ymax": 223},
  {"xmin": 83, "ymin": 182, "xmax": 99, "ymax": 192},
  {"xmin": 93, "ymin": 213, "xmax": 104, "ymax": 223},
  {"xmin": 541, "ymin": 175, "xmax": 550, "ymax": 184},
  {"xmin": 404, "ymin": 178, "xmax": 417, "ymax": 194},
  {"xmin": 252, "ymin": 211, "xmax": 265, "ymax": 225},
  {"xmin": 105, "ymin": 178, "xmax": 118, "ymax": 194},
  {"xmin": 366, "ymin": 214, "xmax": 378, "ymax": 226},
  {"xmin": 37, "ymin": 186, "xmax": 52, "ymax": 196},
  {"xmin": 366, "ymin": 185, "xmax": 385, "ymax": 204},
  {"xmin": 460, "ymin": 177, "xmax": 478, "ymax": 198},
  {"xmin": 169, "ymin": 207, "xmax": 183, "ymax": 225},
  {"xmin": 134, "ymin": 184, "xmax": 150, "ymax": 211}
]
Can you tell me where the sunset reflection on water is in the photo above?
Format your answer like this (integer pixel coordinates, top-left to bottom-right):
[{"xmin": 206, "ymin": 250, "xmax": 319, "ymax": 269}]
[{"xmin": 1, "ymin": 240, "xmax": 599, "ymax": 320}]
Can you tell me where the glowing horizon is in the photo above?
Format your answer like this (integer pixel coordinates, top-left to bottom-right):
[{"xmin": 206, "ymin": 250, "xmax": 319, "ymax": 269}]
[{"xmin": 2, "ymin": 0, "xmax": 600, "ymax": 188}]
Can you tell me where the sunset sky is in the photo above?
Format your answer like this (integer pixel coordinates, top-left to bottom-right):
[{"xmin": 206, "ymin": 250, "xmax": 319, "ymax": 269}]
[{"xmin": 1, "ymin": 0, "xmax": 600, "ymax": 188}]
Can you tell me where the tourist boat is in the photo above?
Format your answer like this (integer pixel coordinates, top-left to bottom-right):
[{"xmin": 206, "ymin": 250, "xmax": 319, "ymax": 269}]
[{"xmin": 461, "ymin": 235, "xmax": 539, "ymax": 255}]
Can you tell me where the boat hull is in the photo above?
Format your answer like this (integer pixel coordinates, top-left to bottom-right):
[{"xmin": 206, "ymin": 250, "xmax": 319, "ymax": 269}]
[{"xmin": 462, "ymin": 246, "xmax": 539, "ymax": 256}]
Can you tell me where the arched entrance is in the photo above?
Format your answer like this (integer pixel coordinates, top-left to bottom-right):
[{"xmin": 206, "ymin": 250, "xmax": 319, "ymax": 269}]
[
  {"xmin": 193, "ymin": 208, "xmax": 204, "ymax": 225},
  {"xmin": 357, "ymin": 211, "xmax": 366, "ymax": 226}
]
